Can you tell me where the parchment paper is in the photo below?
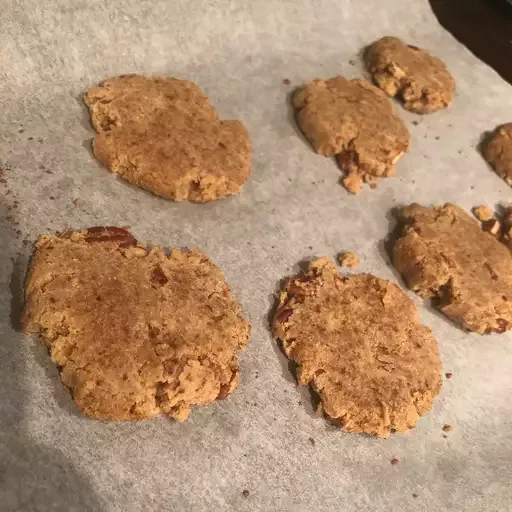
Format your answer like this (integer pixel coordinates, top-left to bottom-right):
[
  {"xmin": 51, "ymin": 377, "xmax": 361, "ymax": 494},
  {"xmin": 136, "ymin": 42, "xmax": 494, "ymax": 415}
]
[{"xmin": 1, "ymin": 1, "xmax": 512, "ymax": 510}]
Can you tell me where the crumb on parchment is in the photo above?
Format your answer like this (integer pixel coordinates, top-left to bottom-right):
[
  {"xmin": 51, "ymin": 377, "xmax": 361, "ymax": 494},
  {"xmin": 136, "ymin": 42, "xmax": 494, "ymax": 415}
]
[
  {"xmin": 473, "ymin": 205, "xmax": 493, "ymax": 222},
  {"xmin": 338, "ymin": 251, "xmax": 360, "ymax": 268}
]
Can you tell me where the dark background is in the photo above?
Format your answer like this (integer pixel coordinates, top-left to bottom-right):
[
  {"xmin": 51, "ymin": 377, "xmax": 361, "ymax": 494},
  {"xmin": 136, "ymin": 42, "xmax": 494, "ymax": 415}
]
[{"xmin": 430, "ymin": 0, "xmax": 512, "ymax": 85}]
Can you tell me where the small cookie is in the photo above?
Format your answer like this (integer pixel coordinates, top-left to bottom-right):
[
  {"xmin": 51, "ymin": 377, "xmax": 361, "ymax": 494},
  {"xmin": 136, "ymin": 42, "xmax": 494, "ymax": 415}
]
[
  {"xmin": 392, "ymin": 204, "xmax": 512, "ymax": 333},
  {"xmin": 22, "ymin": 227, "xmax": 250, "ymax": 420},
  {"xmin": 293, "ymin": 77, "xmax": 410, "ymax": 194},
  {"xmin": 273, "ymin": 257, "xmax": 441, "ymax": 438},
  {"xmin": 365, "ymin": 37, "xmax": 455, "ymax": 114},
  {"xmin": 482, "ymin": 124, "xmax": 512, "ymax": 186},
  {"xmin": 85, "ymin": 75, "xmax": 252, "ymax": 202}
]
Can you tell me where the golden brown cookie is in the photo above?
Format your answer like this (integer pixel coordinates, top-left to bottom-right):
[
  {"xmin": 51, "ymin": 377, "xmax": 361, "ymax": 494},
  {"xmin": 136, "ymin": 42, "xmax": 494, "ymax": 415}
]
[
  {"xmin": 272, "ymin": 257, "xmax": 441, "ymax": 438},
  {"xmin": 481, "ymin": 123, "xmax": 512, "ymax": 186},
  {"xmin": 84, "ymin": 75, "xmax": 252, "ymax": 202},
  {"xmin": 365, "ymin": 37, "xmax": 455, "ymax": 114},
  {"xmin": 392, "ymin": 204, "xmax": 512, "ymax": 334},
  {"xmin": 293, "ymin": 77, "xmax": 410, "ymax": 194},
  {"xmin": 22, "ymin": 227, "xmax": 250, "ymax": 421}
]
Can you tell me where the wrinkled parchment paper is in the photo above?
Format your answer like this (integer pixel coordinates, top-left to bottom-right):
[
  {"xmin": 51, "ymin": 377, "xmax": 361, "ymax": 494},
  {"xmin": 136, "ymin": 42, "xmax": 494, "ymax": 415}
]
[{"xmin": 1, "ymin": 1, "xmax": 512, "ymax": 510}]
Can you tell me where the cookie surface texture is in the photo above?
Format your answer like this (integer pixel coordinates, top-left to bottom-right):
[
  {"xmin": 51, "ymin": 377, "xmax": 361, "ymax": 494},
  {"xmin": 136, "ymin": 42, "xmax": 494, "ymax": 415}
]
[
  {"xmin": 365, "ymin": 36, "xmax": 455, "ymax": 114},
  {"xmin": 482, "ymin": 123, "xmax": 512, "ymax": 186},
  {"xmin": 273, "ymin": 257, "xmax": 441, "ymax": 438},
  {"xmin": 22, "ymin": 227, "xmax": 250, "ymax": 420},
  {"xmin": 293, "ymin": 77, "xmax": 410, "ymax": 194},
  {"xmin": 393, "ymin": 203, "xmax": 512, "ymax": 334},
  {"xmin": 85, "ymin": 75, "xmax": 252, "ymax": 202}
]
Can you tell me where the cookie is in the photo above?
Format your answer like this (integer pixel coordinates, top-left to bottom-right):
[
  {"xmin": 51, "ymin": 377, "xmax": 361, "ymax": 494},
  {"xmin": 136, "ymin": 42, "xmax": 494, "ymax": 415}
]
[
  {"xmin": 84, "ymin": 75, "xmax": 252, "ymax": 202},
  {"xmin": 272, "ymin": 257, "xmax": 441, "ymax": 438},
  {"xmin": 481, "ymin": 123, "xmax": 512, "ymax": 186},
  {"xmin": 293, "ymin": 77, "xmax": 410, "ymax": 194},
  {"xmin": 365, "ymin": 37, "xmax": 455, "ymax": 114},
  {"xmin": 22, "ymin": 227, "xmax": 250, "ymax": 420},
  {"xmin": 392, "ymin": 203, "xmax": 512, "ymax": 333}
]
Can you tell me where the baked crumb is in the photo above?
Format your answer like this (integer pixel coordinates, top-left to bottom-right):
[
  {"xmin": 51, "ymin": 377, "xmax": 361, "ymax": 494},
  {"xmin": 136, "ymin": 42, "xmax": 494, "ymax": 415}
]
[
  {"xmin": 442, "ymin": 424, "xmax": 454, "ymax": 433},
  {"xmin": 473, "ymin": 205, "xmax": 493, "ymax": 222},
  {"xmin": 391, "ymin": 457, "xmax": 400, "ymax": 465},
  {"xmin": 242, "ymin": 489, "xmax": 250, "ymax": 498},
  {"xmin": 338, "ymin": 251, "xmax": 360, "ymax": 268},
  {"xmin": 343, "ymin": 174, "xmax": 362, "ymax": 195}
]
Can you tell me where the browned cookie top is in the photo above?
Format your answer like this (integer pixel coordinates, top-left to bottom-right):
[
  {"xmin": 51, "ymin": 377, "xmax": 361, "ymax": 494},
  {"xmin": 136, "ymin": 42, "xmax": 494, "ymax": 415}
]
[
  {"xmin": 482, "ymin": 123, "xmax": 512, "ymax": 186},
  {"xmin": 85, "ymin": 75, "xmax": 252, "ymax": 202},
  {"xmin": 393, "ymin": 204, "xmax": 512, "ymax": 334},
  {"xmin": 293, "ymin": 77, "xmax": 410, "ymax": 194},
  {"xmin": 365, "ymin": 37, "xmax": 455, "ymax": 114},
  {"xmin": 273, "ymin": 257, "xmax": 441, "ymax": 438},
  {"xmin": 22, "ymin": 227, "xmax": 250, "ymax": 421}
]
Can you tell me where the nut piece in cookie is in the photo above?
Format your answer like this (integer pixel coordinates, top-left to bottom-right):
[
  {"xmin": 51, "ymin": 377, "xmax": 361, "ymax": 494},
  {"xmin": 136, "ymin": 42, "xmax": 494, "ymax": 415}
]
[
  {"xmin": 501, "ymin": 206, "xmax": 512, "ymax": 249},
  {"xmin": 22, "ymin": 227, "xmax": 250, "ymax": 421},
  {"xmin": 472, "ymin": 203, "xmax": 512, "ymax": 250},
  {"xmin": 293, "ymin": 77, "xmax": 410, "ymax": 194},
  {"xmin": 272, "ymin": 257, "xmax": 442, "ymax": 438},
  {"xmin": 365, "ymin": 37, "xmax": 455, "ymax": 114},
  {"xmin": 84, "ymin": 75, "xmax": 252, "ymax": 202},
  {"xmin": 392, "ymin": 203, "xmax": 512, "ymax": 333},
  {"xmin": 481, "ymin": 123, "xmax": 512, "ymax": 186},
  {"xmin": 482, "ymin": 218, "xmax": 501, "ymax": 237}
]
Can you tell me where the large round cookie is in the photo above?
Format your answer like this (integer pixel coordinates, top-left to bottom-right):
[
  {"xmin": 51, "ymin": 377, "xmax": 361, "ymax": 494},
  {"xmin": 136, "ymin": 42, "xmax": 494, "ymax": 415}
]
[
  {"xmin": 482, "ymin": 123, "xmax": 512, "ymax": 186},
  {"xmin": 22, "ymin": 227, "xmax": 250, "ymax": 421},
  {"xmin": 393, "ymin": 203, "xmax": 512, "ymax": 334},
  {"xmin": 84, "ymin": 75, "xmax": 252, "ymax": 202},
  {"xmin": 365, "ymin": 37, "xmax": 455, "ymax": 114},
  {"xmin": 273, "ymin": 257, "xmax": 441, "ymax": 438},
  {"xmin": 293, "ymin": 77, "xmax": 410, "ymax": 194}
]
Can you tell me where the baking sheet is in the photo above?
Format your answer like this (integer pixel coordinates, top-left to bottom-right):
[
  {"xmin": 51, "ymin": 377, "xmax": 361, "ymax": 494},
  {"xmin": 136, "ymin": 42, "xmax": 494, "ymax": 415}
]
[{"xmin": 1, "ymin": 1, "xmax": 512, "ymax": 510}]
